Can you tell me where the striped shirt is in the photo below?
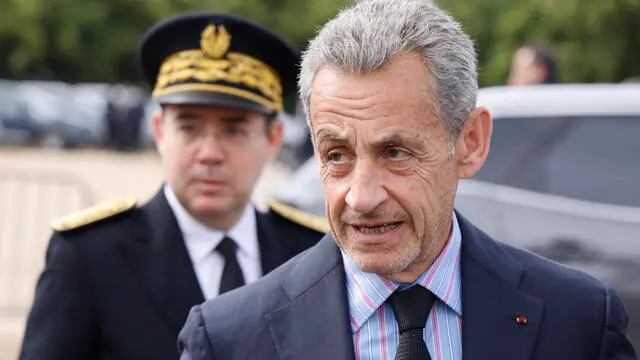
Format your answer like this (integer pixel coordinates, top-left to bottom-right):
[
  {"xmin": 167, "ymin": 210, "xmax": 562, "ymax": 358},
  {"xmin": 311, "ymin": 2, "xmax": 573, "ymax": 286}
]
[{"xmin": 342, "ymin": 214, "xmax": 462, "ymax": 360}]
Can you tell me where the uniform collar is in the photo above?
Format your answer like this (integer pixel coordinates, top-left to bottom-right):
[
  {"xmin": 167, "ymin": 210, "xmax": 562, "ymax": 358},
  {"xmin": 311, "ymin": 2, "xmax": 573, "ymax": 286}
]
[{"xmin": 163, "ymin": 185, "xmax": 259, "ymax": 263}]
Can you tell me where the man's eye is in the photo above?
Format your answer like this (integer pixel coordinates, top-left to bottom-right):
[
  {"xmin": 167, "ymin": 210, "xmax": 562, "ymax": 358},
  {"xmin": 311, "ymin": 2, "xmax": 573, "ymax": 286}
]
[
  {"xmin": 180, "ymin": 125, "xmax": 198, "ymax": 133},
  {"xmin": 224, "ymin": 126, "xmax": 247, "ymax": 136},
  {"xmin": 387, "ymin": 148, "xmax": 409, "ymax": 159},
  {"xmin": 327, "ymin": 152, "xmax": 345, "ymax": 163}
]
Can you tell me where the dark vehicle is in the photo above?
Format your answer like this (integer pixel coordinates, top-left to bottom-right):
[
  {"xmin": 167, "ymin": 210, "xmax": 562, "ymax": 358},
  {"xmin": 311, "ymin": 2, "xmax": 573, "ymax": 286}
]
[{"xmin": 273, "ymin": 84, "xmax": 640, "ymax": 349}]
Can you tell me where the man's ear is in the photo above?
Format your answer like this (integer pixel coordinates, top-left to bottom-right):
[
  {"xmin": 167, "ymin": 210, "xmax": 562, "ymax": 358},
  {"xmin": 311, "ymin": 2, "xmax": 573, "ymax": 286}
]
[
  {"xmin": 455, "ymin": 107, "xmax": 492, "ymax": 179},
  {"xmin": 266, "ymin": 118, "xmax": 284, "ymax": 157},
  {"xmin": 152, "ymin": 111, "xmax": 165, "ymax": 152}
]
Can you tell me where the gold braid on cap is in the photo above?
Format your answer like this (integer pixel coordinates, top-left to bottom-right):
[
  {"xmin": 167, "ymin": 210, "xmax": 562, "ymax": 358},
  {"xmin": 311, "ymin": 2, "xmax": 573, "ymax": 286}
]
[{"xmin": 152, "ymin": 24, "xmax": 284, "ymax": 112}]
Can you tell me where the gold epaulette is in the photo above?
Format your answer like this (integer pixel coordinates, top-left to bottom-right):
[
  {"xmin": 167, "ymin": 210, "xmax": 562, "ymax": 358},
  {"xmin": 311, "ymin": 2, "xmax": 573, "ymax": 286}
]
[
  {"xmin": 266, "ymin": 200, "xmax": 330, "ymax": 234},
  {"xmin": 50, "ymin": 198, "xmax": 138, "ymax": 232}
]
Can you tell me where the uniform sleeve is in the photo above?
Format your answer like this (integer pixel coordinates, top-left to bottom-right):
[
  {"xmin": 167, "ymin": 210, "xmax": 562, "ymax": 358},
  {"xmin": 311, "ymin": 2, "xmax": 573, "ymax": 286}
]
[
  {"xmin": 178, "ymin": 305, "xmax": 216, "ymax": 360},
  {"xmin": 18, "ymin": 233, "xmax": 98, "ymax": 360},
  {"xmin": 599, "ymin": 286, "xmax": 637, "ymax": 360}
]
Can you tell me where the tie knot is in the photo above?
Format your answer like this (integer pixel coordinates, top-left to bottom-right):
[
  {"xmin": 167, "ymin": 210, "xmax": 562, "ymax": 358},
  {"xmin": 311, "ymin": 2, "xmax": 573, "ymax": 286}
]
[
  {"xmin": 216, "ymin": 236, "xmax": 238, "ymax": 259},
  {"xmin": 387, "ymin": 286, "xmax": 435, "ymax": 333}
]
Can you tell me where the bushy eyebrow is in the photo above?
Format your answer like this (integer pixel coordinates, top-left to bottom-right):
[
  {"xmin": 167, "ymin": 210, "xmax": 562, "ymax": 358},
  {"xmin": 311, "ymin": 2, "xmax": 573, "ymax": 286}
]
[
  {"xmin": 316, "ymin": 129, "xmax": 349, "ymax": 143},
  {"xmin": 315, "ymin": 129, "xmax": 424, "ymax": 151}
]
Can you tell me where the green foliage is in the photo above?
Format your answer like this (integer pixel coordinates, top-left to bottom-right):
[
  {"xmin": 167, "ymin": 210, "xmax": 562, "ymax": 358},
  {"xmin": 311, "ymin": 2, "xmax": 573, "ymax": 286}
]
[
  {"xmin": 0, "ymin": 0, "xmax": 637, "ymax": 86},
  {"xmin": 440, "ymin": 0, "xmax": 640, "ymax": 85}
]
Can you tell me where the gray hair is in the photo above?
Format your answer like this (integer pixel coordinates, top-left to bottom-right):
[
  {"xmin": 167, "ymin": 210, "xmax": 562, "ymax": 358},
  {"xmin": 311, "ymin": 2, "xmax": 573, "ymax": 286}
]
[{"xmin": 298, "ymin": 0, "xmax": 478, "ymax": 145}]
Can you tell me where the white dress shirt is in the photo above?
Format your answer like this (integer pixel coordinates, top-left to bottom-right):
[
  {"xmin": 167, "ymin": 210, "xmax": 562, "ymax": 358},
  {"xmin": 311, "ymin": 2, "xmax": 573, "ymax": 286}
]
[{"xmin": 163, "ymin": 185, "xmax": 262, "ymax": 300}]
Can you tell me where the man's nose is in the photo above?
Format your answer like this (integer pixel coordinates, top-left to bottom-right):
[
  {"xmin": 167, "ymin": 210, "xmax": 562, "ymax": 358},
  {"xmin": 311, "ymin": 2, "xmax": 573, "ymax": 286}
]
[
  {"xmin": 196, "ymin": 133, "xmax": 226, "ymax": 163},
  {"xmin": 345, "ymin": 159, "xmax": 388, "ymax": 214}
]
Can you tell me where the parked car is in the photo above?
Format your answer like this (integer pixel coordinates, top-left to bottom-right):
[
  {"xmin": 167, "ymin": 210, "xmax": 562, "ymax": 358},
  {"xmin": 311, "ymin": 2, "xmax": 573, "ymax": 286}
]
[
  {"xmin": 139, "ymin": 99, "xmax": 160, "ymax": 149},
  {"xmin": 272, "ymin": 83, "xmax": 640, "ymax": 348},
  {"xmin": 13, "ymin": 81, "xmax": 109, "ymax": 148},
  {"xmin": 0, "ymin": 79, "xmax": 152, "ymax": 149},
  {"xmin": 57, "ymin": 83, "xmax": 110, "ymax": 148},
  {"xmin": 0, "ymin": 80, "xmax": 43, "ymax": 145}
]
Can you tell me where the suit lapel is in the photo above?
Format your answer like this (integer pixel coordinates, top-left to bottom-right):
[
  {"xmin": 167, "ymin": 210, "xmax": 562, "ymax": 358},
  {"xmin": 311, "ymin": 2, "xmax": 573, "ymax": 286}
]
[
  {"xmin": 458, "ymin": 214, "xmax": 544, "ymax": 360},
  {"xmin": 118, "ymin": 189, "xmax": 205, "ymax": 333},
  {"xmin": 262, "ymin": 213, "xmax": 544, "ymax": 360},
  {"xmin": 255, "ymin": 210, "xmax": 290, "ymax": 275},
  {"xmin": 265, "ymin": 236, "xmax": 355, "ymax": 360}
]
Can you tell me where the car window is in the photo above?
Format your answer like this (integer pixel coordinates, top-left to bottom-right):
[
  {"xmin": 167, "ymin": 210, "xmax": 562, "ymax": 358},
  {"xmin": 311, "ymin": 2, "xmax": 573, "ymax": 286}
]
[
  {"xmin": 473, "ymin": 117, "xmax": 568, "ymax": 192},
  {"xmin": 546, "ymin": 116, "xmax": 640, "ymax": 207},
  {"xmin": 474, "ymin": 116, "xmax": 640, "ymax": 208}
]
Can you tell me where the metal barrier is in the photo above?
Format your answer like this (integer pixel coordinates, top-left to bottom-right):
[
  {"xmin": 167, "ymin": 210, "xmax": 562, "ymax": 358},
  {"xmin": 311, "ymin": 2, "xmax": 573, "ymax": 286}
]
[{"xmin": 0, "ymin": 169, "xmax": 95, "ymax": 317}]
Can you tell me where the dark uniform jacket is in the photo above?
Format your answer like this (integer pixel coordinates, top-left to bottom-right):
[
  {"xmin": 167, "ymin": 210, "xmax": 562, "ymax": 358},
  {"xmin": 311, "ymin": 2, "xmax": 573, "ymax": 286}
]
[{"xmin": 18, "ymin": 189, "xmax": 327, "ymax": 360}]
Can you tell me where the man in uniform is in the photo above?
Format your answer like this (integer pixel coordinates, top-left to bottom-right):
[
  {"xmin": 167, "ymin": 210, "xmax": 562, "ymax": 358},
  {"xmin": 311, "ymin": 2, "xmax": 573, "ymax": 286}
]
[{"xmin": 18, "ymin": 12, "xmax": 327, "ymax": 360}]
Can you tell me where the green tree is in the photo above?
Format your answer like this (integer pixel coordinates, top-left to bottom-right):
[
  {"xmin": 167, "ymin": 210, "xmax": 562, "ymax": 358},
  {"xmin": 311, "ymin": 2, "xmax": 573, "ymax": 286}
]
[
  {"xmin": 441, "ymin": 0, "xmax": 640, "ymax": 85},
  {"xmin": 0, "ymin": 0, "xmax": 637, "ymax": 86},
  {"xmin": 0, "ymin": 0, "xmax": 350, "ymax": 83}
]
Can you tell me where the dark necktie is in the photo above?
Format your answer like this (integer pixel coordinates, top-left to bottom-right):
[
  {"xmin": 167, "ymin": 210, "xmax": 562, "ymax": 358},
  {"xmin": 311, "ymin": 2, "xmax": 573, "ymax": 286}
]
[
  {"xmin": 387, "ymin": 285, "xmax": 436, "ymax": 360},
  {"xmin": 215, "ymin": 236, "xmax": 245, "ymax": 295}
]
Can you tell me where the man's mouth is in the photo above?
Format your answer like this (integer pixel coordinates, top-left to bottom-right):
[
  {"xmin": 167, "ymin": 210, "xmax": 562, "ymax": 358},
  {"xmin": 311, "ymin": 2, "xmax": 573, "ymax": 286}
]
[
  {"xmin": 353, "ymin": 222, "xmax": 402, "ymax": 234},
  {"xmin": 196, "ymin": 179, "xmax": 226, "ymax": 185}
]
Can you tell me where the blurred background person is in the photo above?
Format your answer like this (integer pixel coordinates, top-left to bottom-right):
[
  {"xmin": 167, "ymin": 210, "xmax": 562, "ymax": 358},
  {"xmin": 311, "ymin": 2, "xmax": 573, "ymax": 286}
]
[
  {"xmin": 105, "ymin": 84, "xmax": 147, "ymax": 151},
  {"xmin": 507, "ymin": 43, "xmax": 559, "ymax": 85}
]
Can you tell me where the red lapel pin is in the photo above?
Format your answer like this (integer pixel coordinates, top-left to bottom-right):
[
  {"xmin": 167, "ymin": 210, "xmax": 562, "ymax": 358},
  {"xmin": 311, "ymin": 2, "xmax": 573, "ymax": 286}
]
[{"xmin": 515, "ymin": 315, "xmax": 528, "ymax": 325}]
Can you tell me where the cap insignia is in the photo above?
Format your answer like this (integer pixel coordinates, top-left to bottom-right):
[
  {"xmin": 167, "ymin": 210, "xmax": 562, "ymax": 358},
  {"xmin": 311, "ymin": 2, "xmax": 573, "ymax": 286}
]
[{"xmin": 200, "ymin": 24, "xmax": 231, "ymax": 59}]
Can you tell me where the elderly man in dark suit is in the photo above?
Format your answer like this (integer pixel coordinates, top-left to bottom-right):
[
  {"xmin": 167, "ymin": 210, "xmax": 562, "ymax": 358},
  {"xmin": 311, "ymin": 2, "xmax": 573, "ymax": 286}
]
[
  {"xmin": 177, "ymin": 0, "xmax": 637, "ymax": 359},
  {"xmin": 18, "ymin": 12, "xmax": 327, "ymax": 360}
]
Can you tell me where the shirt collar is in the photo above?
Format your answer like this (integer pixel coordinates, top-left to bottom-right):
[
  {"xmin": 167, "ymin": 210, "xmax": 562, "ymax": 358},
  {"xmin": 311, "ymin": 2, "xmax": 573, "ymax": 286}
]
[
  {"xmin": 163, "ymin": 185, "xmax": 259, "ymax": 263},
  {"xmin": 342, "ymin": 212, "xmax": 463, "ymax": 332}
]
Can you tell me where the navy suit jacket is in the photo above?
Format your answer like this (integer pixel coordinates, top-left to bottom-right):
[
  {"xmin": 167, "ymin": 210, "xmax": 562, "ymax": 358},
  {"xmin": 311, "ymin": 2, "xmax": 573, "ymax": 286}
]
[{"xmin": 178, "ymin": 214, "xmax": 637, "ymax": 360}]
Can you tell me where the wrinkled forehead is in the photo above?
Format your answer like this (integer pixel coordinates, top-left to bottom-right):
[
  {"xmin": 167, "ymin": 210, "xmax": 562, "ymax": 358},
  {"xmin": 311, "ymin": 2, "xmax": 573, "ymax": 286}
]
[{"xmin": 308, "ymin": 56, "xmax": 435, "ymax": 121}]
